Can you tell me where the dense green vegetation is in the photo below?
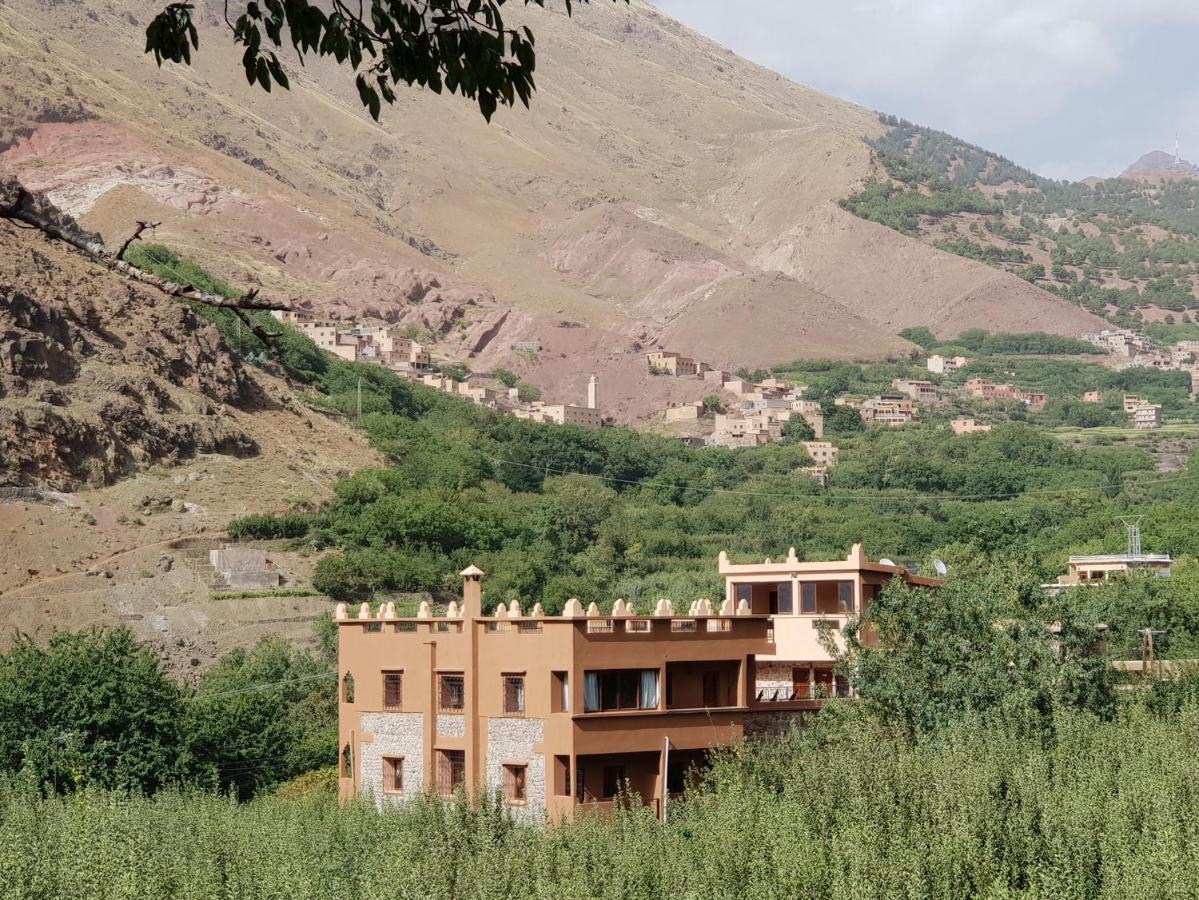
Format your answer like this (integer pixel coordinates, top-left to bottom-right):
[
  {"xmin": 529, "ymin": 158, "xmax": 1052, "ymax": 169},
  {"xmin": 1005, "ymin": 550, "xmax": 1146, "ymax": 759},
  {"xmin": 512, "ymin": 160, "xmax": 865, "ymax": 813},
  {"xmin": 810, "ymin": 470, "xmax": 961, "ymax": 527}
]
[
  {"xmin": 6, "ymin": 698, "xmax": 1199, "ymax": 898},
  {"xmin": 898, "ymin": 327, "xmax": 1102, "ymax": 356},
  {"xmin": 843, "ymin": 117, "xmax": 1199, "ymax": 324},
  {"xmin": 0, "ymin": 630, "xmax": 335, "ymax": 798}
]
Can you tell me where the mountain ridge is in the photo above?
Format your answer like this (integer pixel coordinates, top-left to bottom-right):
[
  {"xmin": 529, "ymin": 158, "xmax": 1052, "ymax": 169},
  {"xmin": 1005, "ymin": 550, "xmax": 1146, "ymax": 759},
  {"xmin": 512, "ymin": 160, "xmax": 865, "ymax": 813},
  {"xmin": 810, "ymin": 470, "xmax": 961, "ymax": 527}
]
[{"xmin": 0, "ymin": 0, "xmax": 1104, "ymax": 422}]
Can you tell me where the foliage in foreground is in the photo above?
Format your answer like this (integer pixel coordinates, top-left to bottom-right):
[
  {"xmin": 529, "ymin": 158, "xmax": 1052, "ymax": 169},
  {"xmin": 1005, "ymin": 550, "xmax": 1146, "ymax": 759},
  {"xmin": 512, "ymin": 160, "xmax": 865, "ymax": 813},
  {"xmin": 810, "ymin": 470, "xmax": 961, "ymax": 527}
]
[{"xmin": 3, "ymin": 702, "xmax": 1199, "ymax": 899}]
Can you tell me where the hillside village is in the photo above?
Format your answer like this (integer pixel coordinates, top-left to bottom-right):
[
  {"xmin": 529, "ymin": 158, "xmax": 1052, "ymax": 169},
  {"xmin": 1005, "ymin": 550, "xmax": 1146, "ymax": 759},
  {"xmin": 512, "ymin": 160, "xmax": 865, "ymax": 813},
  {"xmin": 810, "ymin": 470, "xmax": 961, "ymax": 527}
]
[{"xmin": 273, "ymin": 305, "xmax": 1199, "ymax": 500}]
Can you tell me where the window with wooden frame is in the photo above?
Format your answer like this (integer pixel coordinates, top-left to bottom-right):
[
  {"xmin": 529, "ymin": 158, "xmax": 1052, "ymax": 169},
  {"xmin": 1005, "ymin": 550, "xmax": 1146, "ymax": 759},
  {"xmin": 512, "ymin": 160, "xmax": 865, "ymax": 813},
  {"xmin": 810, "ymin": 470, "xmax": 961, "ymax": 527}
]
[
  {"xmin": 382, "ymin": 756, "xmax": 404, "ymax": 795},
  {"xmin": 504, "ymin": 763, "xmax": 528, "ymax": 805},
  {"xmin": 436, "ymin": 749, "xmax": 466, "ymax": 797},
  {"xmin": 382, "ymin": 671, "xmax": 403, "ymax": 710},
  {"xmin": 503, "ymin": 674, "xmax": 525, "ymax": 716},
  {"xmin": 551, "ymin": 671, "xmax": 569, "ymax": 713},
  {"xmin": 438, "ymin": 673, "xmax": 465, "ymax": 712}
]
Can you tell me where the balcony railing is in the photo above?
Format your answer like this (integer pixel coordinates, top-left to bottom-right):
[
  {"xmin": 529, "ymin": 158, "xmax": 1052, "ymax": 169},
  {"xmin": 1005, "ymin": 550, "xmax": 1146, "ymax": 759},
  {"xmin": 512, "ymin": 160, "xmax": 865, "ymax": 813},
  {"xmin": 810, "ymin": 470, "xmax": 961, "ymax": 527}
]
[{"xmin": 578, "ymin": 798, "xmax": 662, "ymax": 820}]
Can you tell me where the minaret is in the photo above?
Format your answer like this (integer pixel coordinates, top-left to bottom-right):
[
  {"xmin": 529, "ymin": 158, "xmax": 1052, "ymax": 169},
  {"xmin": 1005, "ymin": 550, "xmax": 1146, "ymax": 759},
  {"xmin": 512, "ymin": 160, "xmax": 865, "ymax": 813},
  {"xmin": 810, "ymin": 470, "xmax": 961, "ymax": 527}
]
[{"xmin": 587, "ymin": 373, "xmax": 598, "ymax": 410}]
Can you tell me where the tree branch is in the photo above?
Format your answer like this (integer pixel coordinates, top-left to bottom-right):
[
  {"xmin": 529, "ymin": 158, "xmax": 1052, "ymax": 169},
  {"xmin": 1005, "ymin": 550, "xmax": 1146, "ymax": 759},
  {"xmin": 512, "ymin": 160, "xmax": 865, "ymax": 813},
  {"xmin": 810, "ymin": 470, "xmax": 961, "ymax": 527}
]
[
  {"xmin": 116, "ymin": 220, "xmax": 162, "ymax": 261},
  {"xmin": 0, "ymin": 190, "xmax": 291, "ymax": 313}
]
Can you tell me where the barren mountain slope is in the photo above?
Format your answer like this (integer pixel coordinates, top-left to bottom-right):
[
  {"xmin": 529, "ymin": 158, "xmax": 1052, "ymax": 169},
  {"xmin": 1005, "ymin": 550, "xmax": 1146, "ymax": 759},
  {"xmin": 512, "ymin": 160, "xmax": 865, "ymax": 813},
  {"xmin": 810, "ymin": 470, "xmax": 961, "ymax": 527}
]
[
  {"xmin": 0, "ymin": 217, "xmax": 380, "ymax": 671},
  {"xmin": 0, "ymin": 0, "xmax": 1102, "ymax": 408}
]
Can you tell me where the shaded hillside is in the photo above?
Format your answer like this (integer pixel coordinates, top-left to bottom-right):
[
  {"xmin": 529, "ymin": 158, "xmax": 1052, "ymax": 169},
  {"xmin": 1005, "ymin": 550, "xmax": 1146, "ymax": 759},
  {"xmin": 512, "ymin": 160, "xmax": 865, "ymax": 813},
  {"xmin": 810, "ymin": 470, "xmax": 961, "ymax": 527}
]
[
  {"xmin": 844, "ymin": 117, "xmax": 1199, "ymax": 331},
  {"xmin": 0, "ymin": 0, "xmax": 1101, "ymax": 403}
]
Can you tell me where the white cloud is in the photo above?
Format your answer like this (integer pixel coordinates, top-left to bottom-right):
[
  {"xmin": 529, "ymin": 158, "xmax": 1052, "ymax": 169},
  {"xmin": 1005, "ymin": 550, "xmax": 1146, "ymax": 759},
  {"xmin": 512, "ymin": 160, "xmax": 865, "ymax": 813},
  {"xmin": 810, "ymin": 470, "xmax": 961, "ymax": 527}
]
[{"xmin": 651, "ymin": 0, "xmax": 1199, "ymax": 178}]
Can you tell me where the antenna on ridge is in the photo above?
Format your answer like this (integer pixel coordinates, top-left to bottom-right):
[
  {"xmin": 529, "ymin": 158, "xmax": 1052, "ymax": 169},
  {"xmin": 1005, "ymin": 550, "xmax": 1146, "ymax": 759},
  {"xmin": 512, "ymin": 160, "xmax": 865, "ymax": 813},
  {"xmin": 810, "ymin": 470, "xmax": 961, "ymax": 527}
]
[{"xmin": 1119, "ymin": 516, "xmax": 1144, "ymax": 559}]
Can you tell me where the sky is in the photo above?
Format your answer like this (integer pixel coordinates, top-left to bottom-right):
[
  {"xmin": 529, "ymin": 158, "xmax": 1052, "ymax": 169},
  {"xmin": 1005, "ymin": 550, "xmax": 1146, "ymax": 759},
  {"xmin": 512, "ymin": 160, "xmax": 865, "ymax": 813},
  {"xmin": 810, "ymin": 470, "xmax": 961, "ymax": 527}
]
[{"xmin": 651, "ymin": 1, "xmax": 1199, "ymax": 182}]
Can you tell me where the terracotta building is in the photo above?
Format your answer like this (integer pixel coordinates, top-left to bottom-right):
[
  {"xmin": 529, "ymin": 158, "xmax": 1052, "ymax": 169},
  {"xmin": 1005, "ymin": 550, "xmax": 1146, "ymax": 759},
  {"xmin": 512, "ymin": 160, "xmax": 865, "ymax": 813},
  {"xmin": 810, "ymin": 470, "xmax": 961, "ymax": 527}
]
[
  {"xmin": 337, "ymin": 547, "xmax": 937, "ymax": 821},
  {"xmin": 719, "ymin": 546, "xmax": 938, "ymax": 700},
  {"xmin": 337, "ymin": 567, "xmax": 807, "ymax": 821}
]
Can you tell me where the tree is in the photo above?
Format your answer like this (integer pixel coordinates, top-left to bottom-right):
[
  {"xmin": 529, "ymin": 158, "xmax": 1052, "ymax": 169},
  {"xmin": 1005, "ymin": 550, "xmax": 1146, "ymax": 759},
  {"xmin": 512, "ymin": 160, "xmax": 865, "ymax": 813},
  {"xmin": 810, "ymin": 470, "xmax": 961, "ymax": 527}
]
[
  {"xmin": 493, "ymin": 368, "xmax": 519, "ymax": 388},
  {"xmin": 835, "ymin": 570, "xmax": 1114, "ymax": 738},
  {"xmin": 0, "ymin": 629, "xmax": 185, "ymax": 793},
  {"xmin": 145, "ymin": 0, "xmax": 626, "ymax": 121},
  {"xmin": 516, "ymin": 382, "xmax": 541, "ymax": 402},
  {"xmin": 780, "ymin": 416, "xmax": 815, "ymax": 444},
  {"xmin": 701, "ymin": 394, "xmax": 723, "ymax": 416},
  {"xmin": 184, "ymin": 638, "xmax": 336, "ymax": 798},
  {"xmin": 824, "ymin": 405, "xmax": 864, "ymax": 435}
]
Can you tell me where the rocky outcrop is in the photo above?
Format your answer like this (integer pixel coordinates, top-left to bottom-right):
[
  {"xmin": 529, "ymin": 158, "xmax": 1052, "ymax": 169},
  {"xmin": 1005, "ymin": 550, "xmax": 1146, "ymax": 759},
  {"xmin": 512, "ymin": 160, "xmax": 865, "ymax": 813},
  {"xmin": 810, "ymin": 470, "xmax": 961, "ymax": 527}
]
[{"xmin": 0, "ymin": 218, "xmax": 260, "ymax": 489}]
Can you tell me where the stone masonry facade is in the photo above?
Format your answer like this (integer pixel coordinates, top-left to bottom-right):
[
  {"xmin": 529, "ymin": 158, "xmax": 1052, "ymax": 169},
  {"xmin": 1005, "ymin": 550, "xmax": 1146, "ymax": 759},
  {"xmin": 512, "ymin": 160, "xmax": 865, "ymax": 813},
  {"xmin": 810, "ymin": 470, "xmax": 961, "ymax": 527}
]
[
  {"xmin": 486, "ymin": 717, "xmax": 546, "ymax": 823},
  {"xmin": 359, "ymin": 712, "xmax": 425, "ymax": 807},
  {"xmin": 755, "ymin": 662, "xmax": 792, "ymax": 692},
  {"xmin": 437, "ymin": 713, "xmax": 465, "ymax": 737}
]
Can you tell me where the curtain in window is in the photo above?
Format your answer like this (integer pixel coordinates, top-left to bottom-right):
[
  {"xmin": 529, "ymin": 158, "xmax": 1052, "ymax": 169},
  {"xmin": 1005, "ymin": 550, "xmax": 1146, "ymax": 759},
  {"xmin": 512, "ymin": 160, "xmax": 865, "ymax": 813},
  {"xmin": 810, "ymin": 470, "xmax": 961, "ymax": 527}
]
[
  {"xmin": 639, "ymin": 669, "xmax": 659, "ymax": 709},
  {"xmin": 561, "ymin": 675, "xmax": 570, "ymax": 712},
  {"xmin": 584, "ymin": 672, "xmax": 600, "ymax": 712},
  {"xmin": 515, "ymin": 679, "xmax": 525, "ymax": 712},
  {"xmin": 838, "ymin": 581, "xmax": 855, "ymax": 612}
]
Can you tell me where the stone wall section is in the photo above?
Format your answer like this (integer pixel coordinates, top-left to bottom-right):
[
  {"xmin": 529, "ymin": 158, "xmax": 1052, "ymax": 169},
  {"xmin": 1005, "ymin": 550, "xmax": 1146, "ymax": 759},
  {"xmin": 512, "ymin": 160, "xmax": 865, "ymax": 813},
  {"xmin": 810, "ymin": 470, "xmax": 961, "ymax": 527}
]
[
  {"xmin": 744, "ymin": 709, "xmax": 809, "ymax": 737},
  {"xmin": 359, "ymin": 712, "xmax": 425, "ymax": 807},
  {"xmin": 486, "ymin": 717, "xmax": 546, "ymax": 823},
  {"xmin": 755, "ymin": 662, "xmax": 793, "ymax": 692},
  {"xmin": 437, "ymin": 713, "xmax": 465, "ymax": 737}
]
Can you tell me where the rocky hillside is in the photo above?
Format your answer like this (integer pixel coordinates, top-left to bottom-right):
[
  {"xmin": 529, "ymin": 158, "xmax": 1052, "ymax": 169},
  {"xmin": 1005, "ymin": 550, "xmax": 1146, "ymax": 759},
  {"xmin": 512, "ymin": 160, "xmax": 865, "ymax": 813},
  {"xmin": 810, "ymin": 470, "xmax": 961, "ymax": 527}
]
[
  {"xmin": 0, "ymin": 192, "xmax": 380, "ymax": 672},
  {"xmin": 0, "ymin": 0, "xmax": 1103, "ymax": 418},
  {"xmin": 844, "ymin": 118, "xmax": 1199, "ymax": 331}
]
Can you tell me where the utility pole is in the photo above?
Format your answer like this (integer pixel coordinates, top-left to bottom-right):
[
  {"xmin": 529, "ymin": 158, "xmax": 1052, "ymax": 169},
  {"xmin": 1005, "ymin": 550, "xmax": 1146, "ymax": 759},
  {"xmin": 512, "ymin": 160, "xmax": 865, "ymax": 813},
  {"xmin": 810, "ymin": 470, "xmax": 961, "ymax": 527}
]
[
  {"xmin": 356, "ymin": 377, "xmax": 362, "ymax": 418},
  {"xmin": 1141, "ymin": 627, "xmax": 1165, "ymax": 680}
]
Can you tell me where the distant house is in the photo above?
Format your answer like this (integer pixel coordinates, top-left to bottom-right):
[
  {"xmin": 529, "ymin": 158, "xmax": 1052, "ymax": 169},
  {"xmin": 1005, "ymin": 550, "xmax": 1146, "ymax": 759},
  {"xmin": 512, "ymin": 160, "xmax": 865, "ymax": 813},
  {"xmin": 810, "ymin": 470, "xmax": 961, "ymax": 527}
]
[
  {"xmin": 859, "ymin": 396, "xmax": 915, "ymax": 427},
  {"xmin": 891, "ymin": 379, "xmax": 938, "ymax": 403},
  {"xmin": 950, "ymin": 417, "xmax": 992, "ymax": 436},
  {"xmin": 801, "ymin": 441, "xmax": 839, "ymax": 466},
  {"xmin": 1082, "ymin": 391, "xmax": 1103, "ymax": 403},
  {"xmin": 926, "ymin": 354, "xmax": 971, "ymax": 375},
  {"xmin": 1123, "ymin": 395, "xmax": 1144, "ymax": 414},
  {"xmin": 664, "ymin": 402, "xmax": 703, "ymax": 422},
  {"xmin": 510, "ymin": 340, "xmax": 542, "ymax": 352},
  {"xmin": 646, "ymin": 351, "xmax": 700, "ymax": 377},
  {"xmin": 1133, "ymin": 404, "xmax": 1163, "ymax": 429}
]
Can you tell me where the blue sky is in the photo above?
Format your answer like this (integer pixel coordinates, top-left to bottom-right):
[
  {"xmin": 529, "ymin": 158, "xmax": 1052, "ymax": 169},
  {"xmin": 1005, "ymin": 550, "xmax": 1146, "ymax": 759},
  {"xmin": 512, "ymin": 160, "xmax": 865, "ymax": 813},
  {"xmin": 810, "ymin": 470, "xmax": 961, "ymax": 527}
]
[{"xmin": 651, "ymin": 1, "xmax": 1199, "ymax": 181}]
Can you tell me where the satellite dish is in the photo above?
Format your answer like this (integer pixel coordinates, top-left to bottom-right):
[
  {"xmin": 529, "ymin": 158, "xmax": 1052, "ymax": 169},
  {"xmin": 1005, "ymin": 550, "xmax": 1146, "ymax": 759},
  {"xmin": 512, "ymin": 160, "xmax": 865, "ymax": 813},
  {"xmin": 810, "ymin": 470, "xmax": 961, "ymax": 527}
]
[
  {"xmin": 933, "ymin": 559, "xmax": 948, "ymax": 577},
  {"xmin": 879, "ymin": 558, "xmax": 897, "ymax": 567}
]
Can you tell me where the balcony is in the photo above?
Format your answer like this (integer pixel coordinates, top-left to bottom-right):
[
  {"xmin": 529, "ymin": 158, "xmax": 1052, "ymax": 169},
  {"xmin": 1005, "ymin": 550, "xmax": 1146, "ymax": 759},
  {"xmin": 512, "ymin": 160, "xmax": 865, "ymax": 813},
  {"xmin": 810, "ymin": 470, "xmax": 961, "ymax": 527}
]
[{"xmin": 578, "ymin": 797, "xmax": 662, "ymax": 820}]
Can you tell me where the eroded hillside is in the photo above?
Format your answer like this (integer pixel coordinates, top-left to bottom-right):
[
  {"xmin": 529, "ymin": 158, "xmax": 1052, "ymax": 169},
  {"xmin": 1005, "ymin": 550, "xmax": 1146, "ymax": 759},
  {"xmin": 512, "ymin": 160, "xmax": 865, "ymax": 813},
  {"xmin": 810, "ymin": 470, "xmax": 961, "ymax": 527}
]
[
  {"xmin": 0, "ymin": 0, "xmax": 1104, "ymax": 422},
  {"xmin": 0, "ymin": 206, "xmax": 380, "ymax": 673}
]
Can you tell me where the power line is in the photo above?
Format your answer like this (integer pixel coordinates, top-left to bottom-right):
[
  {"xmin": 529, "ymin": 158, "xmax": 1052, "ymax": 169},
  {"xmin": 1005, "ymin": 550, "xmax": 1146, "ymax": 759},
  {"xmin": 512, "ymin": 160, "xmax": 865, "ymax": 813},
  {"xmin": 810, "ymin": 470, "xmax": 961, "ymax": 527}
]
[{"xmin": 192, "ymin": 671, "xmax": 336, "ymax": 702}]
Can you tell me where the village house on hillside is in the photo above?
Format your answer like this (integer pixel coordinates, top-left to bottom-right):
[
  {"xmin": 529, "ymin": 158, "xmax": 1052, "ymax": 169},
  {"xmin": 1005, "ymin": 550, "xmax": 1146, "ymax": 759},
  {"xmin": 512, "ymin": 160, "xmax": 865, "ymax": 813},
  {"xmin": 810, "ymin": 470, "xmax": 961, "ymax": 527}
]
[
  {"xmin": 950, "ymin": 416, "xmax": 992, "ymax": 436},
  {"xmin": 926, "ymin": 354, "xmax": 972, "ymax": 375},
  {"xmin": 336, "ymin": 547, "xmax": 938, "ymax": 821}
]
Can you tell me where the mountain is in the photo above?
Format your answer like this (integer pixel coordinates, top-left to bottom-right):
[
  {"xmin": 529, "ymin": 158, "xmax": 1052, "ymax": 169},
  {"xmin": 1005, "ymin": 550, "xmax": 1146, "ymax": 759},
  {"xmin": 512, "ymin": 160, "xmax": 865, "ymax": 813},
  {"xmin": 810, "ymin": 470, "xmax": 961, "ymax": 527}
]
[
  {"xmin": 1121, "ymin": 150, "xmax": 1199, "ymax": 181},
  {"xmin": 0, "ymin": 0, "xmax": 1103, "ymax": 421},
  {"xmin": 841, "ymin": 118, "xmax": 1199, "ymax": 328}
]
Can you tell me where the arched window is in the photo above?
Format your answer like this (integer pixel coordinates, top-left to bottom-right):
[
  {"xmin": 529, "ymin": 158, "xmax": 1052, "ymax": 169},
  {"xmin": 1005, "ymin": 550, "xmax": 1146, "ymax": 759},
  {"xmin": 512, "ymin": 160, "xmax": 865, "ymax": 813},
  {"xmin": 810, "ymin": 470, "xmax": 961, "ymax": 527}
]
[{"xmin": 342, "ymin": 671, "xmax": 355, "ymax": 703}]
